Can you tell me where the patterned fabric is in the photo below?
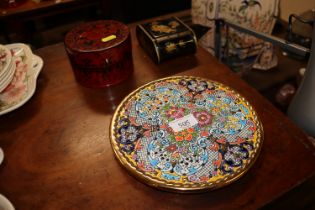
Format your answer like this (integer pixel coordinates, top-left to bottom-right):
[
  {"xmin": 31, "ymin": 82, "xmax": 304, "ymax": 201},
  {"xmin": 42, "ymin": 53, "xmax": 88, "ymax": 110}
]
[
  {"xmin": 192, "ymin": 0, "xmax": 279, "ymax": 59},
  {"xmin": 111, "ymin": 76, "xmax": 263, "ymax": 191}
]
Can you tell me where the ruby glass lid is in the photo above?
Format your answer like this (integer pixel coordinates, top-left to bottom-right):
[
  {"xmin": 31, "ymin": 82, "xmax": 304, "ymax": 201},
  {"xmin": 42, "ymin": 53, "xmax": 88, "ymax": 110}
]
[{"xmin": 64, "ymin": 20, "xmax": 129, "ymax": 52}]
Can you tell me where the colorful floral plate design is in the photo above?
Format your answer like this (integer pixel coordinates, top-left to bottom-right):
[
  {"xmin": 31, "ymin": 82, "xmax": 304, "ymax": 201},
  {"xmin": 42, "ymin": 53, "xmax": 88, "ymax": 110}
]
[
  {"xmin": 0, "ymin": 44, "xmax": 43, "ymax": 116},
  {"xmin": 110, "ymin": 76, "xmax": 263, "ymax": 192}
]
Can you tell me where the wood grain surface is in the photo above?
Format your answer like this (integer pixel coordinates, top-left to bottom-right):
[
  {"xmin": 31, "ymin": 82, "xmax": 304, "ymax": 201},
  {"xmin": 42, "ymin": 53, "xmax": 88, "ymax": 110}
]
[{"xmin": 1, "ymin": 15, "xmax": 315, "ymax": 210}]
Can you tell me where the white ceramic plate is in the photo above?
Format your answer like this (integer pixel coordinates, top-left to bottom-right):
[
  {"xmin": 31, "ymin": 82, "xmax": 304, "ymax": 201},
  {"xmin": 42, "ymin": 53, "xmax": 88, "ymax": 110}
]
[
  {"xmin": 0, "ymin": 45, "xmax": 14, "ymax": 92},
  {"xmin": 0, "ymin": 61, "xmax": 16, "ymax": 93},
  {"xmin": 0, "ymin": 147, "xmax": 3, "ymax": 165},
  {"xmin": 0, "ymin": 60, "xmax": 14, "ymax": 86},
  {"xmin": 1, "ymin": 43, "xmax": 33, "ymax": 92},
  {"xmin": 0, "ymin": 54, "xmax": 43, "ymax": 116},
  {"xmin": 0, "ymin": 44, "xmax": 12, "ymax": 78},
  {"xmin": 0, "ymin": 194, "xmax": 15, "ymax": 210}
]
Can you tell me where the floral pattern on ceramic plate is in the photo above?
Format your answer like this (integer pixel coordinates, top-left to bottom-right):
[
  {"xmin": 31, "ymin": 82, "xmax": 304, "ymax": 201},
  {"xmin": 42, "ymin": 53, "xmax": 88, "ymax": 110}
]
[
  {"xmin": 0, "ymin": 45, "xmax": 11, "ymax": 75},
  {"xmin": 0, "ymin": 44, "xmax": 14, "ymax": 93},
  {"xmin": 0, "ymin": 44, "xmax": 43, "ymax": 115},
  {"xmin": 110, "ymin": 76, "xmax": 263, "ymax": 192}
]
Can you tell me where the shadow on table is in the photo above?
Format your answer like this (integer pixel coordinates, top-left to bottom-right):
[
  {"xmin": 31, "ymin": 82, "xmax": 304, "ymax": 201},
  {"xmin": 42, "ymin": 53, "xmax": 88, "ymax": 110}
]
[
  {"xmin": 157, "ymin": 55, "xmax": 199, "ymax": 76},
  {"xmin": 77, "ymin": 75, "xmax": 139, "ymax": 115},
  {"xmin": 77, "ymin": 54, "xmax": 199, "ymax": 115},
  {"xmin": 0, "ymin": 70, "xmax": 49, "ymax": 135}
]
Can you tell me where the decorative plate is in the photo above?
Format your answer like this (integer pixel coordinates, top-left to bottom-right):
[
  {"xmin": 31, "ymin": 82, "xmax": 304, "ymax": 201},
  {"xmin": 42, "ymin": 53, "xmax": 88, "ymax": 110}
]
[
  {"xmin": 0, "ymin": 194, "xmax": 15, "ymax": 210},
  {"xmin": 0, "ymin": 44, "xmax": 14, "ymax": 92},
  {"xmin": 110, "ymin": 76, "xmax": 263, "ymax": 192},
  {"xmin": 0, "ymin": 45, "xmax": 43, "ymax": 116},
  {"xmin": 0, "ymin": 44, "xmax": 12, "ymax": 77},
  {"xmin": 0, "ymin": 147, "xmax": 3, "ymax": 165},
  {"xmin": 0, "ymin": 61, "xmax": 15, "ymax": 93}
]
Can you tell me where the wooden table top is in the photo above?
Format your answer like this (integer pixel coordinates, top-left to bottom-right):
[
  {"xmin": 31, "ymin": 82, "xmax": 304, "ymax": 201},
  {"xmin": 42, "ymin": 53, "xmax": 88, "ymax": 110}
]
[{"xmin": 1, "ymin": 14, "xmax": 315, "ymax": 210}]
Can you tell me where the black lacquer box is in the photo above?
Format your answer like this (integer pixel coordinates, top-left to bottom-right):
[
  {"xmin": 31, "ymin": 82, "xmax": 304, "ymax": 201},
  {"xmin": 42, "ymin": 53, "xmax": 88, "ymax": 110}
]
[{"xmin": 136, "ymin": 17, "xmax": 197, "ymax": 63}]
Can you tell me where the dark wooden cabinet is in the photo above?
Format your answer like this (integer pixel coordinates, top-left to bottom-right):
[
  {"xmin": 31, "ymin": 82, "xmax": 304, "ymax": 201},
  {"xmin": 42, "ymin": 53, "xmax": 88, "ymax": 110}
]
[
  {"xmin": 0, "ymin": 0, "xmax": 105, "ymax": 47},
  {"xmin": 0, "ymin": 0, "xmax": 191, "ymax": 47},
  {"xmin": 118, "ymin": 0, "xmax": 191, "ymax": 22}
]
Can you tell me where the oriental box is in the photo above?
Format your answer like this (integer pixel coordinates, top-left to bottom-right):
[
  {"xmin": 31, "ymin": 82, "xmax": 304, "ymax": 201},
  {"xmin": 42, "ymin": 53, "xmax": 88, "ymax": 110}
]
[{"xmin": 136, "ymin": 17, "xmax": 197, "ymax": 63}]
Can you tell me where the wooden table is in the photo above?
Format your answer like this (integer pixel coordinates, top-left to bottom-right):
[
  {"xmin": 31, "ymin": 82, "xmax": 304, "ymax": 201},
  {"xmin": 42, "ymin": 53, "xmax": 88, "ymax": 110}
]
[{"xmin": 1, "ymin": 14, "xmax": 315, "ymax": 210}]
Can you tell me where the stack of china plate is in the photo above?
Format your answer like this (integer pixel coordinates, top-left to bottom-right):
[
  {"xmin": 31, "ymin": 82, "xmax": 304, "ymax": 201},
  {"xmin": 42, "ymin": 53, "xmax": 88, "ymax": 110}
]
[
  {"xmin": 0, "ymin": 45, "xmax": 15, "ymax": 92},
  {"xmin": 0, "ymin": 43, "xmax": 43, "ymax": 115}
]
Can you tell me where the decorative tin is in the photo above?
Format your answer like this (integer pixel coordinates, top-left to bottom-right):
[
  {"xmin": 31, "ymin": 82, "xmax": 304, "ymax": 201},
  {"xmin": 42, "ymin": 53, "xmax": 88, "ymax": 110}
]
[
  {"xmin": 64, "ymin": 20, "xmax": 133, "ymax": 88},
  {"xmin": 110, "ymin": 76, "xmax": 263, "ymax": 193},
  {"xmin": 136, "ymin": 17, "xmax": 197, "ymax": 63}
]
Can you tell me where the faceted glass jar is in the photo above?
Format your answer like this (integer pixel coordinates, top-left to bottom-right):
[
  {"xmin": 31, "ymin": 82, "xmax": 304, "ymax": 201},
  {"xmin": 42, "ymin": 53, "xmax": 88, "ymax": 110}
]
[{"xmin": 64, "ymin": 20, "xmax": 133, "ymax": 88}]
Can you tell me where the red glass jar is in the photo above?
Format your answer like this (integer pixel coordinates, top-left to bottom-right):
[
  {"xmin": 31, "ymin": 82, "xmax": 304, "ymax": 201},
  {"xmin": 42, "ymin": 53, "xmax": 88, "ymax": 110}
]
[{"xmin": 64, "ymin": 20, "xmax": 133, "ymax": 88}]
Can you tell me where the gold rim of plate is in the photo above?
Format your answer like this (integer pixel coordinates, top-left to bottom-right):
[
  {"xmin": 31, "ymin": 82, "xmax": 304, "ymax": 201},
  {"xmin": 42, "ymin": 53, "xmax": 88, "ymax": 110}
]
[{"xmin": 110, "ymin": 76, "xmax": 263, "ymax": 193}]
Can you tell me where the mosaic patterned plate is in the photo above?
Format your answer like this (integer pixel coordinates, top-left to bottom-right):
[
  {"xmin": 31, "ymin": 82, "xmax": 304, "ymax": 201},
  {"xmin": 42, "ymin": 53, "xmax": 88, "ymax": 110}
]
[{"xmin": 110, "ymin": 76, "xmax": 263, "ymax": 192}]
